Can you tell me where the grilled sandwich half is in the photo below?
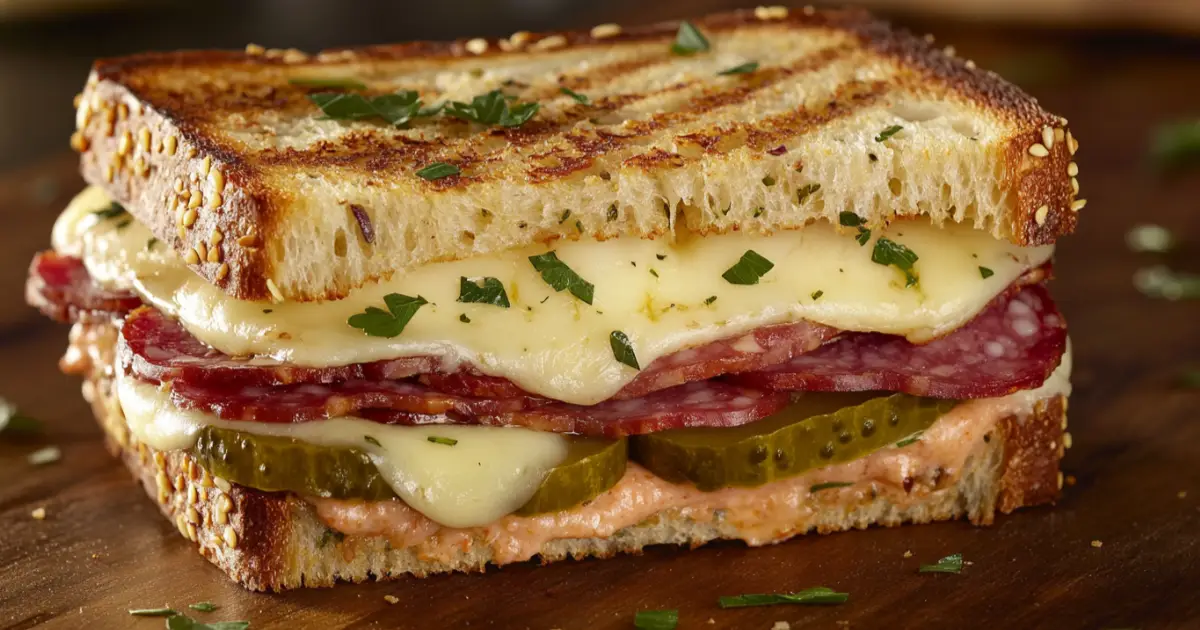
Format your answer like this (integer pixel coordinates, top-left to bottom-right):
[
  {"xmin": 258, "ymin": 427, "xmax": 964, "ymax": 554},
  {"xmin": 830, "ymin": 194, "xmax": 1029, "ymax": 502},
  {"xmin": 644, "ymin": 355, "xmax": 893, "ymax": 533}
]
[{"xmin": 28, "ymin": 7, "xmax": 1082, "ymax": 591}]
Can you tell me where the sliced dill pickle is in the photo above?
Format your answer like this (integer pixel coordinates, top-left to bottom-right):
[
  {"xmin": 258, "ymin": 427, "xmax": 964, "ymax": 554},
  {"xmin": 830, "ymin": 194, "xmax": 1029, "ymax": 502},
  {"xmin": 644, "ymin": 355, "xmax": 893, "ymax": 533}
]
[
  {"xmin": 193, "ymin": 427, "xmax": 395, "ymax": 501},
  {"xmin": 629, "ymin": 393, "xmax": 957, "ymax": 491},
  {"xmin": 514, "ymin": 437, "xmax": 627, "ymax": 516},
  {"xmin": 191, "ymin": 427, "xmax": 627, "ymax": 514}
]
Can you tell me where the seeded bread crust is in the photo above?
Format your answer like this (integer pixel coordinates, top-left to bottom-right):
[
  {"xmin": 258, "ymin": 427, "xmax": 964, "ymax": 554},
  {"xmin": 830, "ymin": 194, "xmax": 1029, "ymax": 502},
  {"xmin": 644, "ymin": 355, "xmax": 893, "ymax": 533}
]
[
  {"xmin": 79, "ymin": 350, "xmax": 1067, "ymax": 591},
  {"xmin": 72, "ymin": 7, "xmax": 1082, "ymax": 302}
]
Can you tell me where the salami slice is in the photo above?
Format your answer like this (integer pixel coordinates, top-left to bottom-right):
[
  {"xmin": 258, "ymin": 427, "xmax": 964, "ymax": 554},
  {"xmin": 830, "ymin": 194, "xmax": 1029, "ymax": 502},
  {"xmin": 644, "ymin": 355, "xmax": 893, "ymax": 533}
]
[
  {"xmin": 26, "ymin": 251, "xmax": 142, "ymax": 323},
  {"xmin": 730, "ymin": 285, "xmax": 1067, "ymax": 399},
  {"xmin": 119, "ymin": 307, "xmax": 443, "ymax": 388},
  {"xmin": 167, "ymin": 378, "xmax": 546, "ymax": 423},
  {"xmin": 360, "ymin": 381, "xmax": 791, "ymax": 438}
]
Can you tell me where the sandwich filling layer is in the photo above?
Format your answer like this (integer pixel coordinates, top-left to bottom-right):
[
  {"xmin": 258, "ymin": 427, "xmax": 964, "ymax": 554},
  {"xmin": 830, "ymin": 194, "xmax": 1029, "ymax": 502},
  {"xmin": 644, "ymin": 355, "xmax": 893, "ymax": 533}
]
[{"xmin": 55, "ymin": 187, "xmax": 1054, "ymax": 405}]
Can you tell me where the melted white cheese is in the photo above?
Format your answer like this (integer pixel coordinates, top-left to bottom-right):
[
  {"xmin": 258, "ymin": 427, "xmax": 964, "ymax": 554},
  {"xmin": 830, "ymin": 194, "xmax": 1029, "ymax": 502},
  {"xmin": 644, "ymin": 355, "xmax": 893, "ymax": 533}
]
[
  {"xmin": 115, "ymin": 375, "xmax": 568, "ymax": 528},
  {"xmin": 58, "ymin": 187, "xmax": 1054, "ymax": 405}
]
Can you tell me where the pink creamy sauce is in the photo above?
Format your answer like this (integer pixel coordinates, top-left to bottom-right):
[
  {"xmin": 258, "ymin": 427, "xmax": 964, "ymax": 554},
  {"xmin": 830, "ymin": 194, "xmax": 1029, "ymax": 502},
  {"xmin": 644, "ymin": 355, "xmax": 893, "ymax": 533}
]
[{"xmin": 312, "ymin": 394, "xmax": 1041, "ymax": 565}]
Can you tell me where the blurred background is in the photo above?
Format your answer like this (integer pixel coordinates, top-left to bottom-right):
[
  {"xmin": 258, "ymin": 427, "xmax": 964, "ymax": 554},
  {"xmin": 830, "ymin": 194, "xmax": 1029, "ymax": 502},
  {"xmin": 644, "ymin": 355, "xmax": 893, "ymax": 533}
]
[{"xmin": 1, "ymin": 0, "xmax": 1199, "ymax": 173}]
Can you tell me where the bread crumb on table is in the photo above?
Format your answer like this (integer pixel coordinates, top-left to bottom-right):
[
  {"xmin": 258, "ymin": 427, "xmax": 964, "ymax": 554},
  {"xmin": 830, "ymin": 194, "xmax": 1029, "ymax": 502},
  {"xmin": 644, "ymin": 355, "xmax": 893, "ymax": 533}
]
[
  {"xmin": 903, "ymin": 550, "xmax": 913, "ymax": 558},
  {"xmin": 772, "ymin": 622, "xmax": 791, "ymax": 630},
  {"xmin": 31, "ymin": 507, "xmax": 46, "ymax": 520},
  {"xmin": 1091, "ymin": 540, "xmax": 1103, "ymax": 548},
  {"xmin": 383, "ymin": 595, "xmax": 399, "ymax": 604}
]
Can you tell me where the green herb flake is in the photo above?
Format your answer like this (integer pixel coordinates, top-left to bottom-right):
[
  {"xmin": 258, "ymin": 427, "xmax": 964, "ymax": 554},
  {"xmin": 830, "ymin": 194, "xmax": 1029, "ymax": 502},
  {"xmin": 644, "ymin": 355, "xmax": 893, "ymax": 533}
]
[
  {"xmin": 919, "ymin": 553, "xmax": 965, "ymax": 574},
  {"xmin": 811, "ymin": 290, "xmax": 824, "ymax": 301},
  {"xmin": 0, "ymin": 398, "xmax": 41, "ymax": 435},
  {"xmin": 27, "ymin": 445, "xmax": 61, "ymax": 466},
  {"xmin": 753, "ymin": 207, "xmax": 764, "ymax": 218},
  {"xmin": 606, "ymin": 205, "xmax": 619, "ymax": 222},
  {"xmin": 559, "ymin": 86, "xmax": 590, "ymax": 104},
  {"xmin": 575, "ymin": 219, "xmax": 584, "ymax": 233},
  {"xmin": 318, "ymin": 528, "xmax": 345, "ymax": 548},
  {"xmin": 558, "ymin": 209, "xmax": 571, "ymax": 223},
  {"xmin": 459, "ymin": 314, "xmax": 471, "ymax": 323},
  {"xmin": 1151, "ymin": 119, "xmax": 1200, "ymax": 170},
  {"xmin": 670, "ymin": 20, "xmax": 710, "ymax": 55},
  {"xmin": 289, "ymin": 77, "xmax": 367, "ymax": 90},
  {"xmin": 839, "ymin": 211, "xmax": 871, "ymax": 245},
  {"xmin": 427, "ymin": 436, "xmax": 458, "ymax": 446},
  {"xmin": 895, "ymin": 430, "xmax": 924, "ymax": 448},
  {"xmin": 871, "ymin": 237, "xmax": 919, "ymax": 287},
  {"xmin": 457, "ymin": 276, "xmax": 510, "ymax": 308},
  {"xmin": 656, "ymin": 254, "xmax": 667, "ymax": 261},
  {"xmin": 445, "ymin": 89, "xmax": 539, "ymax": 127},
  {"xmin": 129, "ymin": 608, "xmax": 179, "ymax": 617},
  {"xmin": 718, "ymin": 61, "xmax": 759, "ymax": 75},
  {"xmin": 146, "ymin": 238, "xmax": 159, "ymax": 251},
  {"xmin": 634, "ymin": 609, "xmax": 678, "ymax": 630},
  {"xmin": 722, "ymin": 250, "xmax": 774, "ymax": 285},
  {"xmin": 719, "ymin": 587, "xmax": 849, "ymax": 608},
  {"xmin": 703, "ymin": 295, "xmax": 718, "ymax": 306},
  {"xmin": 610, "ymin": 331, "xmax": 640, "ymax": 370},
  {"xmin": 810, "ymin": 481, "xmax": 851, "ymax": 492},
  {"xmin": 309, "ymin": 90, "xmax": 436, "ymax": 127},
  {"xmin": 348, "ymin": 294, "xmax": 428, "ymax": 338},
  {"xmin": 649, "ymin": 269, "xmax": 659, "ymax": 278},
  {"xmin": 261, "ymin": 309, "xmax": 273, "ymax": 314},
  {"xmin": 796, "ymin": 182, "xmax": 821, "ymax": 204},
  {"xmin": 115, "ymin": 218, "xmax": 132, "ymax": 230},
  {"xmin": 875, "ymin": 124, "xmax": 903, "ymax": 142},
  {"xmin": 979, "ymin": 266, "xmax": 995, "ymax": 279},
  {"xmin": 415, "ymin": 162, "xmax": 460, "ymax": 181},
  {"xmin": 528, "ymin": 251, "xmax": 595, "ymax": 304},
  {"xmin": 188, "ymin": 602, "xmax": 218, "ymax": 613},
  {"xmin": 364, "ymin": 435, "xmax": 382, "ymax": 447},
  {"xmin": 93, "ymin": 202, "xmax": 126, "ymax": 219}
]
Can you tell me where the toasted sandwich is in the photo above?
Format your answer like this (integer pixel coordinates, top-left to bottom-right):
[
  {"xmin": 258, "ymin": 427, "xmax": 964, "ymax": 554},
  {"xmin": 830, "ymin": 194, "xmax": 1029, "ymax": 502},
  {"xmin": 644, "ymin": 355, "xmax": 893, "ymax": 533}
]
[{"xmin": 26, "ymin": 7, "xmax": 1081, "ymax": 591}]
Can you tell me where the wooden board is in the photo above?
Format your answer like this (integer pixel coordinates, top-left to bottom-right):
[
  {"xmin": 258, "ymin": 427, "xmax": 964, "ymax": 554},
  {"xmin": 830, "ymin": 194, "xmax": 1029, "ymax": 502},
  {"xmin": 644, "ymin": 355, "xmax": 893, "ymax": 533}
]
[{"xmin": 2, "ymin": 22, "xmax": 1199, "ymax": 630}]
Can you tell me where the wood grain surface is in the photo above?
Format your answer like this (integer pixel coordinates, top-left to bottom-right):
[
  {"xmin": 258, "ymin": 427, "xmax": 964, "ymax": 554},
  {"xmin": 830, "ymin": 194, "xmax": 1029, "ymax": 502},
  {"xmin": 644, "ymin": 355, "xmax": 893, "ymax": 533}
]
[{"xmin": 2, "ymin": 20, "xmax": 1199, "ymax": 630}]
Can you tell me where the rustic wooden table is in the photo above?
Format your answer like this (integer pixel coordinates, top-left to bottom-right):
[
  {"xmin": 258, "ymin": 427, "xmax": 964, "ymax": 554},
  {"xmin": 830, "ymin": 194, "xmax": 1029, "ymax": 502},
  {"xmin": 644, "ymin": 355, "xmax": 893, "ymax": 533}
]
[{"xmin": 1, "ymin": 20, "xmax": 1199, "ymax": 630}]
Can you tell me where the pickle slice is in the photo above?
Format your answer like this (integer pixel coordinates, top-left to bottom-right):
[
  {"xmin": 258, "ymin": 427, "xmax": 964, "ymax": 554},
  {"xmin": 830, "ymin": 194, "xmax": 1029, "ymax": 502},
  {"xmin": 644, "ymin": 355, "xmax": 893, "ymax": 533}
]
[
  {"xmin": 191, "ymin": 427, "xmax": 627, "ymax": 515},
  {"xmin": 629, "ymin": 393, "xmax": 957, "ymax": 491}
]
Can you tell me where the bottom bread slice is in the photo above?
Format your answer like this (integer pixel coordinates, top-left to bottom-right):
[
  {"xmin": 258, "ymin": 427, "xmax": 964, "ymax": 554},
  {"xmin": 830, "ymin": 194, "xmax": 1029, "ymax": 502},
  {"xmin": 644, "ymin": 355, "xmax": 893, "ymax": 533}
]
[{"xmin": 83, "ymin": 368, "xmax": 1066, "ymax": 592}]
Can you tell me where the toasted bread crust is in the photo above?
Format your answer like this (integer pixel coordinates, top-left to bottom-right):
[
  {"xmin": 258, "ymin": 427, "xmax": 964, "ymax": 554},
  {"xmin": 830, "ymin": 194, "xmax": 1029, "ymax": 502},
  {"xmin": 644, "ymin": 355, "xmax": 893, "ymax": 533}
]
[
  {"xmin": 74, "ymin": 321, "xmax": 1066, "ymax": 591},
  {"xmin": 74, "ymin": 7, "xmax": 1081, "ymax": 302}
]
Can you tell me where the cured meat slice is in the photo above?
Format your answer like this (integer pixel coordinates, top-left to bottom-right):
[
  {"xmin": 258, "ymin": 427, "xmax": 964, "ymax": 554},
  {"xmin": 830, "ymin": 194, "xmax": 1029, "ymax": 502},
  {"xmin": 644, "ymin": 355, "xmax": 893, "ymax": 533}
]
[
  {"xmin": 360, "ymin": 382, "xmax": 792, "ymax": 438},
  {"xmin": 167, "ymin": 378, "xmax": 546, "ymax": 423},
  {"xmin": 731, "ymin": 285, "xmax": 1067, "ymax": 399},
  {"xmin": 119, "ymin": 307, "xmax": 442, "ymax": 388},
  {"xmin": 25, "ymin": 251, "xmax": 141, "ymax": 323}
]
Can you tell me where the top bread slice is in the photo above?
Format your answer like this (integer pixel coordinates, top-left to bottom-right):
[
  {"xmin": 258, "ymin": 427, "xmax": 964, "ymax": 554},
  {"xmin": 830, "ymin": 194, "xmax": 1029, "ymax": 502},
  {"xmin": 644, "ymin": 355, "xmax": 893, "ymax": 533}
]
[{"xmin": 72, "ymin": 7, "xmax": 1082, "ymax": 302}]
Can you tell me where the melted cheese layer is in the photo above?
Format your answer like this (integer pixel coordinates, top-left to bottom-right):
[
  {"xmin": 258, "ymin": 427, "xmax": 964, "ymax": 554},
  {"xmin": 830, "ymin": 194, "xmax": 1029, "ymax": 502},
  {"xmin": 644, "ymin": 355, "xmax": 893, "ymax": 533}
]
[
  {"xmin": 58, "ymin": 187, "xmax": 1054, "ymax": 405},
  {"xmin": 115, "ymin": 375, "xmax": 568, "ymax": 528}
]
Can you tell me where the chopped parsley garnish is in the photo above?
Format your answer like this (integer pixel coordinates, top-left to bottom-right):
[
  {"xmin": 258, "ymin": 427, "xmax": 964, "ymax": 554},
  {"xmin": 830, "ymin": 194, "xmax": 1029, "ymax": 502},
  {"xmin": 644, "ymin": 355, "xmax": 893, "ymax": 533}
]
[
  {"xmin": 656, "ymin": 254, "xmax": 667, "ymax": 260},
  {"xmin": 446, "ymin": 89, "xmax": 539, "ymax": 127},
  {"xmin": 188, "ymin": 602, "xmax": 218, "ymax": 612},
  {"xmin": 719, "ymin": 587, "xmax": 849, "ymax": 608},
  {"xmin": 703, "ymin": 295, "xmax": 718, "ymax": 306},
  {"xmin": 27, "ymin": 445, "xmax": 60, "ymax": 466},
  {"xmin": 559, "ymin": 209, "xmax": 571, "ymax": 223},
  {"xmin": 261, "ymin": 309, "xmax": 273, "ymax": 314},
  {"xmin": 289, "ymin": 77, "xmax": 367, "ymax": 90},
  {"xmin": 979, "ymin": 266, "xmax": 995, "ymax": 279},
  {"xmin": 415, "ymin": 162, "xmax": 460, "ymax": 181},
  {"xmin": 609, "ymin": 331, "xmax": 640, "ymax": 370},
  {"xmin": 649, "ymin": 269, "xmax": 659, "ymax": 278},
  {"xmin": 93, "ymin": 202, "xmax": 126, "ymax": 219},
  {"xmin": 634, "ymin": 609, "xmax": 678, "ymax": 630},
  {"xmin": 919, "ymin": 553, "xmax": 965, "ymax": 574},
  {"xmin": 427, "ymin": 436, "xmax": 458, "ymax": 446},
  {"xmin": 871, "ymin": 237, "xmax": 919, "ymax": 287},
  {"xmin": 718, "ymin": 61, "xmax": 759, "ymax": 75},
  {"xmin": 607, "ymin": 205, "xmax": 619, "ymax": 221},
  {"xmin": 309, "ymin": 90, "xmax": 438, "ymax": 127},
  {"xmin": 796, "ymin": 182, "xmax": 821, "ymax": 204},
  {"xmin": 810, "ymin": 290, "xmax": 824, "ymax": 301},
  {"xmin": 722, "ymin": 250, "xmax": 774, "ymax": 285},
  {"xmin": 1151, "ymin": 119, "xmax": 1200, "ymax": 170},
  {"xmin": 810, "ymin": 481, "xmax": 851, "ymax": 492},
  {"xmin": 839, "ymin": 211, "xmax": 871, "ymax": 246},
  {"xmin": 528, "ymin": 251, "xmax": 595, "ymax": 304},
  {"xmin": 318, "ymin": 528, "xmax": 345, "ymax": 548},
  {"xmin": 753, "ymin": 207, "xmax": 765, "ymax": 218},
  {"xmin": 875, "ymin": 124, "xmax": 903, "ymax": 142},
  {"xmin": 0, "ymin": 398, "xmax": 41, "ymax": 435},
  {"xmin": 364, "ymin": 435, "xmax": 382, "ymax": 447},
  {"xmin": 458, "ymin": 276, "xmax": 510, "ymax": 308},
  {"xmin": 129, "ymin": 608, "xmax": 178, "ymax": 617},
  {"xmin": 146, "ymin": 237, "xmax": 159, "ymax": 251},
  {"xmin": 559, "ymin": 87, "xmax": 590, "ymax": 104},
  {"xmin": 115, "ymin": 218, "xmax": 132, "ymax": 230},
  {"xmin": 459, "ymin": 314, "xmax": 471, "ymax": 323},
  {"xmin": 895, "ymin": 430, "xmax": 924, "ymax": 448},
  {"xmin": 670, "ymin": 20, "xmax": 710, "ymax": 55},
  {"xmin": 575, "ymin": 219, "xmax": 584, "ymax": 233},
  {"xmin": 347, "ymin": 293, "xmax": 428, "ymax": 338}
]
